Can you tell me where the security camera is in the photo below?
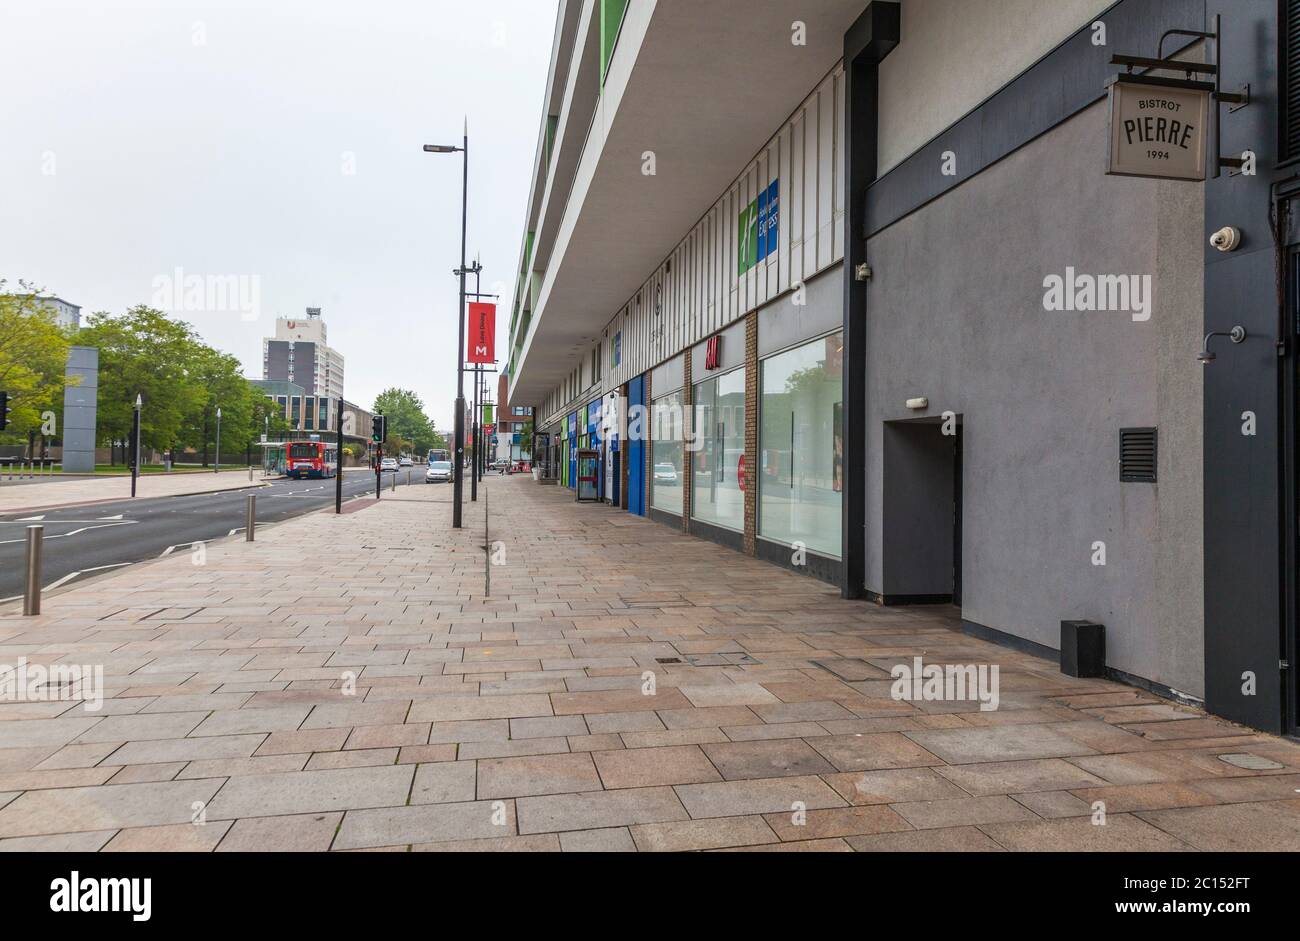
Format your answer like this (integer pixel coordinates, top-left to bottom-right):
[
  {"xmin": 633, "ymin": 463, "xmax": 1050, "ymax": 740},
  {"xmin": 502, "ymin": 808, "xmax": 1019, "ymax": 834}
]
[{"xmin": 1210, "ymin": 226, "xmax": 1241, "ymax": 252}]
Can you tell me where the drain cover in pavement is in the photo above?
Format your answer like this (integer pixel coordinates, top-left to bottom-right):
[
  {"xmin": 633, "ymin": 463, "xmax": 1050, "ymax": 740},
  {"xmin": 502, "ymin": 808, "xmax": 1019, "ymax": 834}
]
[
  {"xmin": 685, "ymin": 653, "xmax": 759, "ymax": 666},
  {"xmin": 1218, "ymin": 753, "xmax": 1285, "ymax": 771}
]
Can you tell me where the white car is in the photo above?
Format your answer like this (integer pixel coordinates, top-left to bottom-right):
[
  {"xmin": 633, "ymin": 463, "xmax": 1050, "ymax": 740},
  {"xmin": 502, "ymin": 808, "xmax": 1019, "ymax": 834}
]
[
  {"xmin": 380, "ymin": 457, "xmax": 399, "ymax": 472},
  {"xmin": 425, "ymin": 461, "xmax": 453, "ymax": 483},
  {"xmin": 654, "ymin": 462, "xmax": 678, "ymax": 483},
  {"xmin": 399, "ymin": 456, "xmax": 412, "ymax": 467}
]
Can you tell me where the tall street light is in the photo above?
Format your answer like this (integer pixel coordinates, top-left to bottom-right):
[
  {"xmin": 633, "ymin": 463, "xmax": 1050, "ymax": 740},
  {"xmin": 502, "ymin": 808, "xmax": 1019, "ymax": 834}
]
[
  {"xmin": 131, "ymin": 393, "xmax": 142, "ymax": 498},
  {"xmin": 455, "ymin": 258, "xmax": 484, "ymax": 502},
  {"xmin": 215, "ymin": 406, "xmax": 222, "ymax": 474},
  {"xmin": 424, "ymin": 126, "xmax": 468, "ymax": 529}
]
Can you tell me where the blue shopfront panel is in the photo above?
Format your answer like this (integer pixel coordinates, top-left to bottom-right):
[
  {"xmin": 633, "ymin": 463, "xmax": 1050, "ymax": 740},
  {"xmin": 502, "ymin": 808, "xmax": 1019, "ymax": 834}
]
[
  {"xmin": 627, "ymin": 375, "xmax": 645, "ymax": 516},
  {"xmin": 567, "ymin": 412, "xmax": 577, "ymax": 490}
]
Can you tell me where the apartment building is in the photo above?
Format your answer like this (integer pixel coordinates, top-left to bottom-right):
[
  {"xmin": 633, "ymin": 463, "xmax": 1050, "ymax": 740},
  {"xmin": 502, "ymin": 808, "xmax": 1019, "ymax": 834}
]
[
  {"xmin": 262, "ymin": 307, "xmax": 345, "ymax": 399},
  {"xmin": 505, "ymin": 0, "xmax": 1292, "ymax": 735}
]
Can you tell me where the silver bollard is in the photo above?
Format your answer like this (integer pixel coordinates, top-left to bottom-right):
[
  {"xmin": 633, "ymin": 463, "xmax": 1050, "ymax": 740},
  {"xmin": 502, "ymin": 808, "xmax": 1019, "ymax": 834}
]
[
  {"xmin": 23, "ymin": 525, "xmax": 42, "ymax": 616},
  {"xmin": 246, "ymin": 494, "xmax": 256, "ymax": 541},
  {"xmin": 390, "ymin": 472, "xmax": 396, "ymax": 492},
  {"xmin": 248, "ymin": 466, "xmax": 254, "ymax": 481}
]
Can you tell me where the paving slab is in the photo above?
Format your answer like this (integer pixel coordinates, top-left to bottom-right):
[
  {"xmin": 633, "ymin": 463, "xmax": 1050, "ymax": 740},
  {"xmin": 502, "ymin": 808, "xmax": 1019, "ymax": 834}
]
[
  {"xmin": 2, "ymin": 475, "xmax": 1299, "ymax": 851},
  {"xmin": 204, "ymin": 765, "xmax": 414, "ymax": 819}
]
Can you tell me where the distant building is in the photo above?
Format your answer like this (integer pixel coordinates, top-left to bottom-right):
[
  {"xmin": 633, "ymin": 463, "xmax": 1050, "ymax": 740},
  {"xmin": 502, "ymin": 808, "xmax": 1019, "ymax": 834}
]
[
  {"xmin": 251, "ymin": 378, "xmax": 374, "ymax": 454},
  {"xmin": 5, "ymin": 294, "xmax": 81, "ymax": 329},
  {"xmin": 493, "ymin": 373, "xmax": 531, "ymax": 464},
  {"xmin": 262, "ymin": 307, "xmax": 344, "ymax": 399}
]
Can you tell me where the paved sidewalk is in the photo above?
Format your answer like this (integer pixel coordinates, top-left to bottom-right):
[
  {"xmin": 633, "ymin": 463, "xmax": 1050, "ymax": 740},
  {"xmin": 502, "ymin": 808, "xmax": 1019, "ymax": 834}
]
[
  {"xmin": 0, "ymin": 476, "xmax": 1298, "ymax": 852},
  {"xmin": 0, "ymin": 470, "xmax": 269, "ymax": 515}
]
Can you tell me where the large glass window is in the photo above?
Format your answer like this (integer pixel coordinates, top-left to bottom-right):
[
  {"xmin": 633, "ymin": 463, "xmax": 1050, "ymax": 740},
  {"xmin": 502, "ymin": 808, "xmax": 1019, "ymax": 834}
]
[
  {"xmin": 759, "ymin": 333, "xmax": 844, "ymax": 558},
  {"xmin": 650, "ymin": 390, "xmax": 684, "ymax": 514},
  {"xmin": 692, "ymin": 367, "xmax": 745, "ymax": 532}
]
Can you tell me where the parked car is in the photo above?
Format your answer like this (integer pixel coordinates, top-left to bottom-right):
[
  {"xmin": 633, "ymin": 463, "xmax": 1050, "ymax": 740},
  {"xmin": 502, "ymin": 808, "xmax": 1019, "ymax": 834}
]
[
  {"xmin": 425, "ymin": 460, "xmax": 453, "ymax": 483},
  {"xmin": 654, "ymin": 462, "xmax": 678, "ymax": 483},
  {"xmin": 399, "ymin": 456, "xmax": 412, "ymax": 467},
  {"xmin": 380, "ymin": 457, "xmax": 399, "ymax": 472}
]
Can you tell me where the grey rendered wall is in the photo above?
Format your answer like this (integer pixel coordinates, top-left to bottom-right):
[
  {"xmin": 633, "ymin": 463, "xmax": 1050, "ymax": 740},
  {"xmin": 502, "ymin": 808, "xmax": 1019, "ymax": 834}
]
[
  {"xmin": 61, "ymin": 346, "xmax": 99, "ymax": 474},
  {"xmin": 863, "ymin": 100, "xmax": 1204, "ymax": 696}
]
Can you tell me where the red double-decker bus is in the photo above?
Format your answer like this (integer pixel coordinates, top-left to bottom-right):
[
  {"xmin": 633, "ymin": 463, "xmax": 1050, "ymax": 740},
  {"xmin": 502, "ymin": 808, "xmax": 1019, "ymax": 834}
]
[{"xmin": 286, "ymin": 441, "xmax": 338, "ymax": 479}]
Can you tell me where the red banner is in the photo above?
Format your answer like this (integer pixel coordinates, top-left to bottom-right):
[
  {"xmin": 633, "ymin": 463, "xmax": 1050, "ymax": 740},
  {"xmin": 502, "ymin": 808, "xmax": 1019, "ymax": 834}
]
[{"xmin": 467, "ymin": 302, "xmax": 496, "ymax": 364}]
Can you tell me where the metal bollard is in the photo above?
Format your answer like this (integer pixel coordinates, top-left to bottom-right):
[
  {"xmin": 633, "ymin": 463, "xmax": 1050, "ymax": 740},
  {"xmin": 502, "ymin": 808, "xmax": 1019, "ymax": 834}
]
[
  {"xmin": 248, "ymin": 466, "xmax": 254, "ymax": 481},
  {"xmin": 246, "ymin": 494, "xmax": 256, "ymax": 541},
  {"xmin": 23, "ymin": 525, "xmax": 42, "ymax": 616},
  {"xmin": 390, "ymin": 472, "xmax": 396, "ymax": 492}
]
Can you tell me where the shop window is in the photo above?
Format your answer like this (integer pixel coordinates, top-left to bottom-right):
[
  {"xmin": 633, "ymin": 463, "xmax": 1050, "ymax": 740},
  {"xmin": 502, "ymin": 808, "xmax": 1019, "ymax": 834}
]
[
  {"xmin": 692, "ymin": 367, "xmax": 745, "ymax": 532},
  {"xmin": 759, "ymin": 332, "xmax": 844, "ymax": 558},
  {"xmin": 650, "ymin": 390, "xmax": 684, "ymax": 514}
]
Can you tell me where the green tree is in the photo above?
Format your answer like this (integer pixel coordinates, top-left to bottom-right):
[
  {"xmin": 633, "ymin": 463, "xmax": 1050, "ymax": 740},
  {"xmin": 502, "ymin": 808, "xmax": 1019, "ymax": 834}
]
[
  {"xmin": 515, "ymin": 415, "xmax": 533, "ymax": 458},
  {"xmin": 373, "ymin": 388, "xmax": 440, "ymax": 456},
  {"xmin": 79, "ymin": 306, "xmax": 207, "ymax": 458},
  {"xmin": 177, "ymin": 346, "xmax": 256, "ymax": 465},
  {"xmin": 0, "ymin": 282, "xmax": 74, "ymax": 444}
]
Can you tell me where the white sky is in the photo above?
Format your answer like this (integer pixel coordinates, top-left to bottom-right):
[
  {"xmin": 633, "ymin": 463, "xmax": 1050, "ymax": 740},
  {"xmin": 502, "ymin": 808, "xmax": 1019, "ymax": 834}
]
[{"xmin": 0, "ymin": 0, "xmax": 558, "ymax": 431}]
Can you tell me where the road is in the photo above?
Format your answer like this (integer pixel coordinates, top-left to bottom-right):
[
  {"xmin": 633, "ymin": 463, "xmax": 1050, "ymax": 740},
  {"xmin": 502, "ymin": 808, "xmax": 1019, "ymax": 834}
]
[{"xmin": 0, "ymin": 470, "xmax": 419, "ymax": 601}]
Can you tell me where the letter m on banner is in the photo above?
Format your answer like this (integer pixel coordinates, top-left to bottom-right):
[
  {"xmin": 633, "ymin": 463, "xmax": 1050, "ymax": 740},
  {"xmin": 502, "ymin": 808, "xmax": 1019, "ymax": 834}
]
[{"xmin": 467, "ymin": 302, "xmax": 496, "ymax": 364}]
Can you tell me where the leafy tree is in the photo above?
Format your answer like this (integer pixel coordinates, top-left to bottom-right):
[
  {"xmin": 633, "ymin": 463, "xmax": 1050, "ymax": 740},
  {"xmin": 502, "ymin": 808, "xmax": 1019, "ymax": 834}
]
[
  {"xmin": 0, "ymin": 281, "xmax": 74, "ymax": 444},
  {"xmin": 520, "ymin": 416, "xmax": 534, "ymax": 457},
  {"xmin": 372, "ymin": 387, "xmax": 441, "ymax": 456},
  {"xmin": 79, "ymin": 306, "xmax": 207, "ymax": 456},
  {"xmin": 177, "ymin": 345, "xmax": 256, "ymax": 465}
]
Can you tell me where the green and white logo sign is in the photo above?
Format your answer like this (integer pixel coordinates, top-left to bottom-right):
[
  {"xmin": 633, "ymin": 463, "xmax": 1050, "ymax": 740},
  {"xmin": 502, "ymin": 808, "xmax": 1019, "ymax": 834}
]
[{"xmin": 738, "ymin": 179, "xmax": 779, "ymax": 275}]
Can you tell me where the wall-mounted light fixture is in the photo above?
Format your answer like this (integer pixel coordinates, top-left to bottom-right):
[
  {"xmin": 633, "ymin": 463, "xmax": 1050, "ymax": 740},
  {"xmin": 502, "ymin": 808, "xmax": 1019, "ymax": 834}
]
[
  {"xmin": 905, "ymin": 397, "xmax": 929, "ymax": 410},
  {"xmin": 1197, "ymin": 325, "xmax": 1246, "ymax": 364}
]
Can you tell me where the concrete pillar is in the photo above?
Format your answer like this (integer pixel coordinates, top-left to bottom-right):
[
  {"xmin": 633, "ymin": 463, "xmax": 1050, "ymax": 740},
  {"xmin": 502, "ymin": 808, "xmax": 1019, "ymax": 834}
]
[
  {"xmin": 743, "ymin": 311, "xmax": 758, "ymax": 556},
  {"xmin": 60, "ymin": 346, "xmax": 98, "ymax": 473},
  {"xmin": 681, "ymin": 348, "xmax": 692, "ymax": 533}
]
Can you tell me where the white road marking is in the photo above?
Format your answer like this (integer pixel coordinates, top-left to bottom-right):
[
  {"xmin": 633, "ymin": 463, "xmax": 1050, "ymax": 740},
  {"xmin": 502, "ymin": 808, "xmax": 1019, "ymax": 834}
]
[
  {"xmin": 82, "ymin": 562, "xmax": 132, "ymax": 573},
  {"xmin": 43, "ymin": 562, "xmax": 132, "ymax": 592},
  {"xmin": 16, "ymin": 515, "xmax": 45, "ymax": 521},
  {"xmin": 0, "ymin": 520, "xmax": 136, "ymax": 545}
]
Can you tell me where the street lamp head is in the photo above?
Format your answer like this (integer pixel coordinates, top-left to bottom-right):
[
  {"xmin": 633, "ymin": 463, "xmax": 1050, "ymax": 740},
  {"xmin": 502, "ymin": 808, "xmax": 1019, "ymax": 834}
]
[
  {"xmin": 422, "ymin": 144, "xmax": 460, "ymax": 153},
  {"xmin": 134, "ymin": 394, "xmax": 142, "ymax": 409}
]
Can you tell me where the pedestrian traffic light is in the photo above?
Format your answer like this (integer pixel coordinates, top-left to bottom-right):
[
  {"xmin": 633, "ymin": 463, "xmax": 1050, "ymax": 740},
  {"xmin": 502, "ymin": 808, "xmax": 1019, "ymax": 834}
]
[
  {"xmin": 0, "ymin": 391, "xmax": 9, "ymax": 432},
  {"xmin": 372, "ymin": 415, "xmax": 386, "ymax": 443}
]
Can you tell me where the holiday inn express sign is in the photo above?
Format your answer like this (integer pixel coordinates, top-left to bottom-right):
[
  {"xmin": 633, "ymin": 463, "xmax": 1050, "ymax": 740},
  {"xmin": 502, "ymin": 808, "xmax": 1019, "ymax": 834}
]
[{"xmin": 1106, "ymin": 74, "xmax": 1210, "ymax": 182}]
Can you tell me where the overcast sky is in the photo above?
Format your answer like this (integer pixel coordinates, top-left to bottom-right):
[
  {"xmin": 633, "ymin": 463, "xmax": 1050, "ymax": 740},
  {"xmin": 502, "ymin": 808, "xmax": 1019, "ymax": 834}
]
[{"xmin": 1, "ymin": 0, "xmax": 557, "ymax": 430}]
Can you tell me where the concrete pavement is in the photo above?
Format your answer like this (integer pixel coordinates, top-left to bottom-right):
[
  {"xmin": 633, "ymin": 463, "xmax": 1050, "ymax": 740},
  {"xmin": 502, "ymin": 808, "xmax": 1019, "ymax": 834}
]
[
  {"xmin": 0, "ymin": 473, "xmax": 383, "ymax": 601},
  {"xmin": 0, "ymin": 476, "xmax": 1298, "ymax": 851},
  {"xmin": 0, "ymin": 469, "xmax": 272, "ymax": 515}
]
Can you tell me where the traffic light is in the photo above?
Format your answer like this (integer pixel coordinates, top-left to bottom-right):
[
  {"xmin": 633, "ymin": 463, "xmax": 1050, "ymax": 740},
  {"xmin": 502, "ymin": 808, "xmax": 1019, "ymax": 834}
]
[
  {"xmin": 0, "ymin": 391, "xmax": 9, "ymax": 432},
  {"xmin": 372, "ymin": 414, "xmax": 386, "ymax": 443}
]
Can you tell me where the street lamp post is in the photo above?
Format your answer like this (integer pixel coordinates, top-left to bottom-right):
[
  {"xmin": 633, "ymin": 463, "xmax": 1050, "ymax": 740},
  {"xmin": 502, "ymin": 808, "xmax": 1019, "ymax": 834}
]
[
  {"xmin": 215, "ymin": 407, "xmax": 222, "ymax": 474},
  {"xmin": 423, "ymin": 127, "xmax": 469, "ymax": 529},
  {"xmin": 131, "ymin": 394, "xmax": 141, "ymax": 498},
  {"xmin": 456, "ymin": 259, "xmax": 484, "ymax": 502}
]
